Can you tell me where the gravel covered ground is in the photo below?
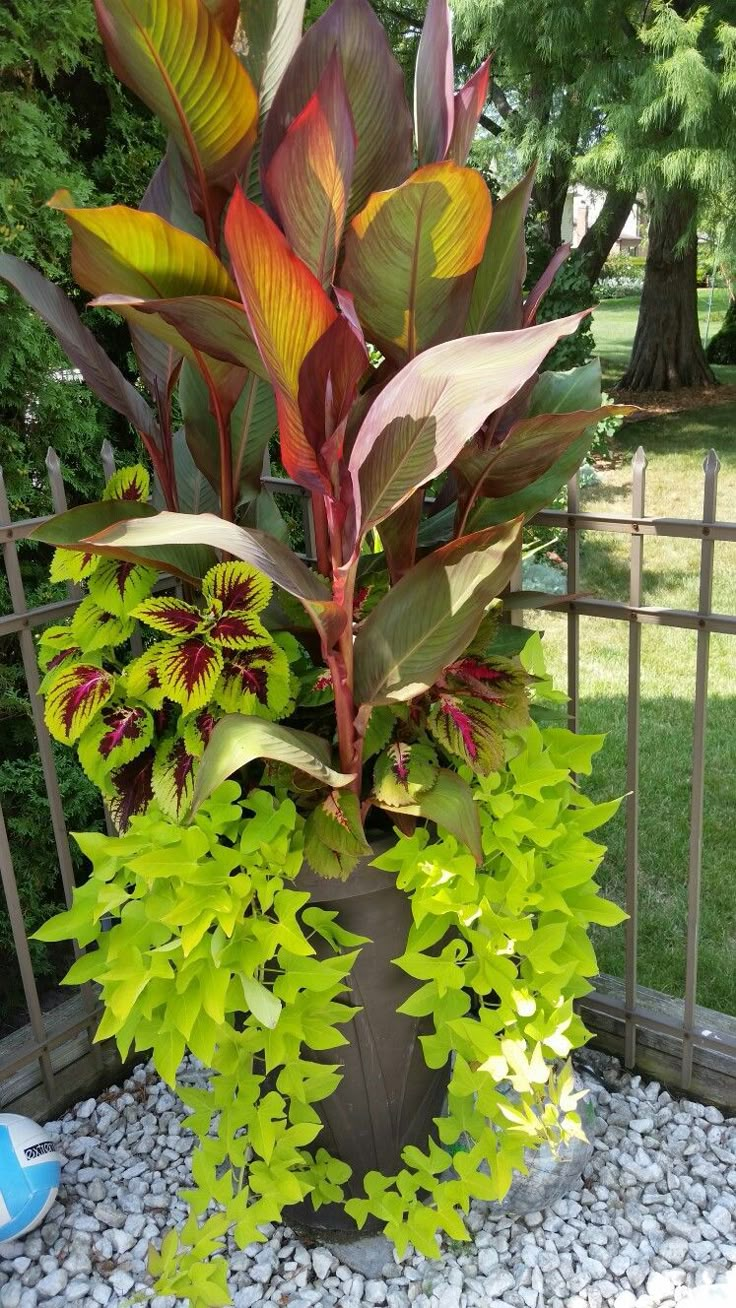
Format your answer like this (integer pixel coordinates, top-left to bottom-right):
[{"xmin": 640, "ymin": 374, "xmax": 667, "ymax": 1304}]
[{"xmin": 1, "ymin": 1051, "xmax": 735, "ymax": 1308}]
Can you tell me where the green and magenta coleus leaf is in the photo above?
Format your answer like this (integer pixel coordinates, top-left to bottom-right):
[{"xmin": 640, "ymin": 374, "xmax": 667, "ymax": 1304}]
[
  {"xmin": 414, "ymin": 0, "xmax": 454, "ymax": 166},
  {"xmin": 181, "ymin": 709, "xmax": 218, "ymax": 759},
  {"xmin": 77, "ymin": 701, "xmax": 155, "ymax": 788},
  {"xmin": 213, "ymin": 643, "xmax": 291, "ymax": 719},
  {"xmin": 93, "ymin": 0, "xmax": 258, "ymax": 192},
  {"xmin": 259, "ymin": 0, "xmax": 413, "ymax": 219},
  {"xmin": 49, "ymin": 547, "xmax": 99, "ymax": 585},
  {"xmin": 373, "ymin": 742, "xmax": 439, "ymax": 808},
  {"xmin": 72, "ymin": 596, "xmax": 136, "ymax": 653},
  {"xmin": 427, "ymin": 693, "xmax": 506, "ymax": 776},
  {"xmin": 88, "ymin": 559, "xmax": 157, "ymax": 620},
  {"xmin": 264, "ymin": 50, "xmax": 356, "ymax": 289},
  {"xmin": 103, "ymin": 464, "xmax": 150, "ymax": 502},
  {"xmin": 225, "ymin": 186, "xmax": 337, "ymax": 494},
  {"xmin": 44, "ymin": 662, "xmax": 116, "ymax": 746},
  {"xmin": 131, "ymin": 596, "xmax": 203, "ymax": 638},
  {"xmin": 108, "ymin": 745, "xmax": 156, "ymax": 831},
  {"xmin": 155, "ymin": 639, "xmax": 224, "ymax": 713},
  {"xmin": 202, "ymin": 561, "xmax": 271, "ymax": 617},
  {"xmin": 37, "ymin": 626, "xmax": 83, "ymax": 676},
  {"xmin": 152, "ymin": 734, "xmax": 197, "ymax": 822},
  {"xmin": 340, "ymin": 162, "xmax": 491, "ymax": 365},
  {"xmin": 124, "ymin": 642, "xmax": 168, "ymax": 710},
  {"xmin": 92, "ymin": 512, "xmax": 348, "ymax": 649},
  {"xmin": 303, "ymin": 790, "xmax": 370, "ymax": 881},
  {"xmin": 361, "ymin": 705, "xmax": 405, "ymax": 762}
]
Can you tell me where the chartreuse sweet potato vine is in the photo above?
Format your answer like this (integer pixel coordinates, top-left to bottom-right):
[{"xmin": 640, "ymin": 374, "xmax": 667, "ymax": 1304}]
[
  {"xmin": 18, "ymin": 0, "xmax": 628, "ymax": 1302},
  {"xmin": 37, "ymin": 710, "xmax": 622, "ymax": 1304}
]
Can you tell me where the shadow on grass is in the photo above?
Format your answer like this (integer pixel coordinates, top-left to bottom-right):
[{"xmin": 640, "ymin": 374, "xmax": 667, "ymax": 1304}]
[{"xmin": 551, "ymin": 691, "xmax": 736, "ymax": 1019}]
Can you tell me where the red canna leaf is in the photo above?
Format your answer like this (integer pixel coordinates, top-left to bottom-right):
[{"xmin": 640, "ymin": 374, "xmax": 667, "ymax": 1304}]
[
  {"xmin": 414, "ymin": 0, "xmax": 454, "ymax": 166},
  {"xmin": 448, "ymin": 59, "xmax": 490, "ymax": 166},
  {"xmin": 297, "ymin": 310, "xmax": 369, "ymax": 486},
  {"xmin": 260, "ymin": 0, "xmax": 413, "ymax": 218}
]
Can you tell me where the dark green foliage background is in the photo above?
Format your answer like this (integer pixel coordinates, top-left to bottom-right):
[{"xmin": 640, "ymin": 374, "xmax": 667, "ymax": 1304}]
[{"xmin": 0, "ymin": 0, "xmax": 164, "ymax": 1022}]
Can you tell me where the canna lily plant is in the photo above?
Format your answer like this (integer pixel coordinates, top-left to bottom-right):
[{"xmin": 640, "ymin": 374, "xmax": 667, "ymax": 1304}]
[{"xmin": 5, "ymin": 0, "xmax": 628, "ymax": 1301}]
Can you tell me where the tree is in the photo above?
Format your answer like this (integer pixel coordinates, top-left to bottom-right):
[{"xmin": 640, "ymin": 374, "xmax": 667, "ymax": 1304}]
[{"xmin": 585, "ymin": 2, "xmax": 736, "ymax": 390}]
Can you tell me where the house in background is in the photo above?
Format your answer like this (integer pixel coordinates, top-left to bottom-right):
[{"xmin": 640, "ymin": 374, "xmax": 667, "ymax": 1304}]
[{"xmin": 562, "ymin": 186, "xmax": 645, "ymax": 255}]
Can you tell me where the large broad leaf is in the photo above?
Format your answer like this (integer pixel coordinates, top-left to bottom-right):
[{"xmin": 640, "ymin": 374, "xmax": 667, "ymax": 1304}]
[
  {"xmin": 456, "ymin": 404, "xmax": 631, "ymax": 498},
  {"xmin": 31, "ymin": 501, "xmax": 216, "ymax": 583},
  {"xmin": 376, "ymin": 770, "xmax": 482, "ymax": 865},
  {"xmin": 467, "ymin": 360, "xmax": 611, "ymax": 528},
  {"xmin": 260, "ymin": 0, "xmax": 413, "ymax": 219},
  {"xmin": 348, "ymin": 312, "xmax": 589, "ymax": 542},
  {"xmin": 414, "ymin": 0, "xmax": 454, "ymax": 166},
  {"xmin": 157, "ymin": 429, "xmax": 219, "ymax": 514},
  {"xmin": 340, "ymin": 162, "xmax": 491, "ymax": 364},
  {"xmin": 352, "ymin": 519, "xmax": 522, "ymax": 705},
  {"xmin": 523, "ymin": 244, "xmax": 571, "ymax": 326},
  {"xmin": 94, "ymin": 293, "xmax": 264, "ymax": 380},
  {"xmin": 202, "ymin": 0, "xmax": 239, "ymax": 39},
  {"xmin": 224, "ymin": 187, "xmax": 336, "ymax": 492},
  {"xmin": 448, "ymin": 60, "xmax": 490, "ymax": 166},
  {"xmin": 191, "ymin": 715, "xmax": 353, "ymax": 813},
  {"xmin": 238, "ymin": 0, "xmax": 307, "ymax": 122},
  {"xmin": 298, "ymin": 309, "xmax": 369, "ymax": 480},
  {"xmin": 0, "ymin": 255, "xmax": 159, "ymax": 444},
  {"xmin": 465, "ymin": 164, "xmax": 536, "ymax": 335},
  {"xmin": 264, "ymin": 51, "xmax": 356, "ymax": 288},
  {"xmin": 179, "ymin": 362, "xmax": 277, "ymax": 505},
  {"xmin": 86, "ymin": 511, "xmax": 347, "ymax": 647},
  {"xmin": 141, "ymin": 140, "xmax": 206, "ymax": 241},
  {"xmin": 93, "ymin": 0, "xmax": 257, "ymax": 194},
  {"xmin": 53, "ymin": 200, "xmax": 237, "ymax": 363}
]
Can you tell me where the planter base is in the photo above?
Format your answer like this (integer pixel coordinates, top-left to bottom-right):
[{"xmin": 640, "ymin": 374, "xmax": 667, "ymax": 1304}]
[{"xmin": 285, "ymin": 847, "xmax": 450, "ymax": 1234}]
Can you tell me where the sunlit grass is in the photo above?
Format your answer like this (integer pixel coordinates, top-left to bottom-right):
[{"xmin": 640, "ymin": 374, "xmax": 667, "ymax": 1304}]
[{"xmin": 528, "ymin": 296, "xmax": 736, "ymax": 1013}]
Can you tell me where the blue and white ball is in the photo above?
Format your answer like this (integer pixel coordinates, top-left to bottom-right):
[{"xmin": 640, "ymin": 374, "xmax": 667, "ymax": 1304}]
[{"xmin": 0, "ymin": 1114, "xmax": 62, "ymax": 1243}]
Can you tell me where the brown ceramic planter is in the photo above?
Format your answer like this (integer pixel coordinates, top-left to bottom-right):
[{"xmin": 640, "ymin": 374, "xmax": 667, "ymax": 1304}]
[{"xmin": 285, "ymin": 841, "xmax": 450, "ymax": 1233}]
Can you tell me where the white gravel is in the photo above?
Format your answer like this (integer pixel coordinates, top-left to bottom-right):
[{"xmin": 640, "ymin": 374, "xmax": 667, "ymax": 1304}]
[{"xmin": 1, "ymin": 1050, "xmax": 735, "ymax": 1307}]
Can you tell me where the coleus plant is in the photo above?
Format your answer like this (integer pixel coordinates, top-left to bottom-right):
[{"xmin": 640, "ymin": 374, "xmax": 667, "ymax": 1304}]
[{"xmin": 9, "ymin": 0, "xmax": 629, "ymax": 1299}]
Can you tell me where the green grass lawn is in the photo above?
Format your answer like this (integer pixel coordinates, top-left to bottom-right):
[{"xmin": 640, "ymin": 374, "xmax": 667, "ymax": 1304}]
[
  {"xmin": 593, "ymin": 287, "xmax": 735, "ymax": 388},
  {"xmin": 530, "ymin": 292, "xmax": 736, "ymax": 1014}
]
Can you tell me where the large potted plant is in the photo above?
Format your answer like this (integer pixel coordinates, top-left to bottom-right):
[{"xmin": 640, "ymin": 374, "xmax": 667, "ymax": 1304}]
[{"xmin": 1, "ymin": 0, "xmax": 628, "ymax": 1302}]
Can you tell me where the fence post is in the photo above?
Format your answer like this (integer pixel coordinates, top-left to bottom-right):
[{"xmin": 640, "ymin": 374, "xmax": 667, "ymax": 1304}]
[
  {"xmin": 624, "ymin": 447, "xmax": 647, "ymax": 1067},
  {"xmin": 566, "ymin": 470, "xmax": 580, "ymax": 731},
  {"xmin": 681, "ymin": 449, "xmax": 719, "ymax": 1089}
]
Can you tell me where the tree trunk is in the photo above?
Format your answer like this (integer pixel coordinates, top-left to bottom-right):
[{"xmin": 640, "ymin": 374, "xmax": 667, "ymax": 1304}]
[
  {"xmin": 577, "ymin": 187, "xmax": 638, "ymax": 285},
  {"xmin": 536, "ymin": 158, "xmax": 570, "ymax": 250},
  {"xmin": 620, "ymin": 188, "xmax": 717, "ymax": 392},
  {"xmin": 705, "ymin": 295, "xmax": 736, "ymax": 365}
]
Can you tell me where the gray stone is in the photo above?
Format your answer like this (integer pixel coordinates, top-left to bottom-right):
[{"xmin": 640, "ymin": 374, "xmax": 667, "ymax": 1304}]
[
  {"xmin": 658, "ymin": 1237, "xmax": 688, "ymax": 1266},
  {"xmin": 312, "ymin": 1248, "xmax": 333, "ymax": 1281},
  {"xmin": 91, "ymin": 1287, "xmax": 112, "ymax": 1307},
  {"xmin": 364, "ymin": 1282, "xmax": 387, "ymax": 1306},
  {"xmin": 708, "ymin": 1204, "xmax": 732, "ymax": 1234},
  {"xmin": 0, "ymin": 1285, "xmax": 22, "ymax": 1308},
  {"xmin": 483, "ymin": 1269, "xmax": 516, "ymax": 1298},
  {"xmin": 231, "ymin": 1288, "xmax": 263, "ymax": 1308},
  {"xmin": 108, "ymin": 1270, "xmax": 135, "ymax": 1296},
  {"xmin": 63, "ymin": 1280, "xmax": 90, "ymax": 1302},
  {"xmin": 323, "ymin": 1235, "xmax": 393, "ymax": 1279},
  {"xmin": 478, "ymin": 1248, "xmax": 500, "ymax": 1275},
  {"xmin": 35, "ymin": 1271, "xmax": 68, "ymax": 1300}
]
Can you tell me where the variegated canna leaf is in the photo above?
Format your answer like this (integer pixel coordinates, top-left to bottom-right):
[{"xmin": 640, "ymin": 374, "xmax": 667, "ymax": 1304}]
[
  {"xmin": 77, "ymin": 702, "xmax": 154, "ymax": 787},
  {"xmin": 156, "ymin": 639, "xmax": 224, "ymax": 713},
  {"xmin": 448, "ymin": 60, "xmax": 490, "ymax": 167},
  {"xmin": 93, "ymin": 0, "xmax": 258, "ymax": 193},
  {"xmin": 373, "ymin": 742, "xmax": 439, "ymax": 808},
  {"xmin": 88, "ymin": 559, "xmax": 156, "ymax": 619},
  {"xmin": 213, "ymin": 643, "xmax": 291, "ymax": 718},
  {"xmin": 260, "ymin": 0, "xmax": 413, "ymax": 219},
  {"xmin": 152, "ymin": 734, "xmax": 197, "ymax": 822},
  {"xmin": 340, "ymin": 162, "xmax": 491, "ymax": 364},
  {"xmin": 264, "ymin": 51, "xmax": 356, "ymax": 288},
  {"xmin": 72, "ymin": 597, "xmax": 136, "ymax": 652},
  {"xmin": 108, "ymin": 745, "xmax": 156, "ymax": 830},
  {"xmin": 44, "ymin": 662, "xmax": 116, "ymax": 745},
  {"xmin": 414, "ymin": 0, "xmax": 454, "ymax": 166}
]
